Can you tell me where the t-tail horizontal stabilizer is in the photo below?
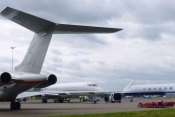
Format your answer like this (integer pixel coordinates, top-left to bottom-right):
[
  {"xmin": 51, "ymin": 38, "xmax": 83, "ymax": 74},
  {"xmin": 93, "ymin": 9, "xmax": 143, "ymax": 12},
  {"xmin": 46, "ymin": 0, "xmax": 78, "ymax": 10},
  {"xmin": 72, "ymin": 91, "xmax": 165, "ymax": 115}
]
[
  {"xmin": 1, "ymin": 7, "xmax": 122, "ymax": 34},
  {"xmin": 1, "ymin": 7, "xmax": 122, "ymax": 74}
]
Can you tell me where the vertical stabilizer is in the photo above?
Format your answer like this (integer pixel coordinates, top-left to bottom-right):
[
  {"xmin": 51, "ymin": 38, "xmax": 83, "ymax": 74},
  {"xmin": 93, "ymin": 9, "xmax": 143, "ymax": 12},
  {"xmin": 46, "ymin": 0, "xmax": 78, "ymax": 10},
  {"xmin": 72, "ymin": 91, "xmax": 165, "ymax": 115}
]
[
  {"xmin": 14, "ymin": 33, "xmax": 53, "ymax": 73},
  {"xmin": 123, "ymin": 80, "xmax": 134, "ymax": 91}
]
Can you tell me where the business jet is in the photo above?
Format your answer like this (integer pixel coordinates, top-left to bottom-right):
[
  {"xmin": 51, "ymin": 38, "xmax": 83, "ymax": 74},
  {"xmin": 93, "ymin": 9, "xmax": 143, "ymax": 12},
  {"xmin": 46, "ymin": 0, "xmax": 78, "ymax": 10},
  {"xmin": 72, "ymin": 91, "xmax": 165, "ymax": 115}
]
[
  {"xmin": 122, "ymin": 81, "xmax": 175, "ymax": 102},
  {"xmin": 124, "ymin": 83, "xmax": 175, "ymax": 96},
  {"xmin": 0, "ymin": 7, "xmax": 121, "ymax": 110},
  {"xmin": 17, "ymin": 82, "xmax": 104, "ymax": 103}
]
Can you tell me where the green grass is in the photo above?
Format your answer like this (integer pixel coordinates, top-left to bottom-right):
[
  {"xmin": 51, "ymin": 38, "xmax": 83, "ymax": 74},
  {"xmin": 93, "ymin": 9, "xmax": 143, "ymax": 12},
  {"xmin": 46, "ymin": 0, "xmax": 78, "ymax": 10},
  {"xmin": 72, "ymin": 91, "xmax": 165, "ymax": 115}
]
[{"xmin": 46, "ymin": 108, "xmax": 175, "ymax": 117}]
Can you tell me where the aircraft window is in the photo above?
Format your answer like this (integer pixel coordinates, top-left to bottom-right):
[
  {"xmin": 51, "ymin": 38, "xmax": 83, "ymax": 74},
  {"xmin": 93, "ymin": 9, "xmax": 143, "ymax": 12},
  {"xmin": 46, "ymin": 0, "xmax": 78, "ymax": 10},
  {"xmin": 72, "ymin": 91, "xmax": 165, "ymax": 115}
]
[
  {"xmin": 92, "ymin": 84, "xmax": 98, "ymax": 87},
  {"xmin": 170, "ymin": 87, "xmax": 173, "ymax": 90},
  {"xmin": 154, "ymin": 88, "xmax": 156, "ymax": 90},
  {"xmin": 148, "ymin": 88, "xmax": 151, "ymax": 90},
  {"xmin": 143, "ymin": 88, "xmax": 146, "ymax": 90},
  {"xmin": 87, "ymin": 84, "xmax": 92, "ymax": 86},
  {"xmin": 164, "ymin": 87, "xmax": 167, "ymax": 90},
  {"xmin": 159, "ymin": 87, "xmax": 162, "ymax": 90}
]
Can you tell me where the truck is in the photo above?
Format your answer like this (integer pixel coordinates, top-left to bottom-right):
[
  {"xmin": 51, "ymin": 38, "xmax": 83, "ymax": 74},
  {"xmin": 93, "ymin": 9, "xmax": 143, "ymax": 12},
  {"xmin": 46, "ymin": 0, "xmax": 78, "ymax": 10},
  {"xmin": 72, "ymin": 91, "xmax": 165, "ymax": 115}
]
[{"xmin": 104, "ymin": 93, "xmax": 121, "ymax": 103}]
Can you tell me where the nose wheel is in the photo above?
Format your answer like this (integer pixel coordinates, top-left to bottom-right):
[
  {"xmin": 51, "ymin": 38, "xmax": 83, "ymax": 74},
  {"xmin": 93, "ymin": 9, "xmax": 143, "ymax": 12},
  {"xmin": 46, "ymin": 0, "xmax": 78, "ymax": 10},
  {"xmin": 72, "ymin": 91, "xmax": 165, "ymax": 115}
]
[
  {"xmin": 92, "ymin": 95, "xmax": 97, "ymax": 104},
  {"xmin": 10, "ymin": 101, "xmax": 21, "ymax": 110}
]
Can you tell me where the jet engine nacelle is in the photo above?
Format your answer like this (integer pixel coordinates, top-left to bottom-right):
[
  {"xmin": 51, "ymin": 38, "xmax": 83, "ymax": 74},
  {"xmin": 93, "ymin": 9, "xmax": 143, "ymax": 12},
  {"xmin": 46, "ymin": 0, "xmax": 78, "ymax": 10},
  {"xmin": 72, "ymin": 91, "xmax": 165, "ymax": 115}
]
[
  {"xmin": 47, "ymin": 74, "xmax": 57, "ymax": 84},
  {"xmin": 35, "ymin": 71, "xmax": 57, "ymax": 88},
  {"xmin": 0, "ymin": 71, "xmax": 47, "ymax": 85},
  {"xmin": 0, "ymin": 72, "xmax": 12, "ymax": 84}
]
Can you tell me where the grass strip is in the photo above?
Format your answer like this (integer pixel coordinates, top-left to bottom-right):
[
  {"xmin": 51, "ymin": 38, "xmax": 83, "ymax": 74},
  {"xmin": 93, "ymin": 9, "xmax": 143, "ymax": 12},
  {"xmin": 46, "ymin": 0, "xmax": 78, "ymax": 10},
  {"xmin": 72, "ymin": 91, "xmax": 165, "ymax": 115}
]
[{"xmin": 46, "ymin": 108, "xmax": 175, "ymax": 117}]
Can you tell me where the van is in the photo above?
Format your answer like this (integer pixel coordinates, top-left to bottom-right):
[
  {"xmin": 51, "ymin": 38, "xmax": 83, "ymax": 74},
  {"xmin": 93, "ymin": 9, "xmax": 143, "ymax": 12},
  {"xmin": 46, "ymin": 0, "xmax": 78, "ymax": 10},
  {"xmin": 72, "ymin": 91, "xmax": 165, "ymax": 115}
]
[{"xmin": 104, "ymin": 93, "xmax": 121, "ymax": 103}]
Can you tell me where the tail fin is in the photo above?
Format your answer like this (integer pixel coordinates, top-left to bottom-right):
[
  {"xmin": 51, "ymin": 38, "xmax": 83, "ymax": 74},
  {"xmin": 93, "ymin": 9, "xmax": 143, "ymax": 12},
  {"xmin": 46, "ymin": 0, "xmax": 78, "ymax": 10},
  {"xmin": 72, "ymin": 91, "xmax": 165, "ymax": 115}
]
[
  {"xmin": 123, "ymin": 80, "xmax": 134, "ymax": 91},
  {"xmin": 1, "ymin": 7, "xmax": 122, "ymax": 74}
]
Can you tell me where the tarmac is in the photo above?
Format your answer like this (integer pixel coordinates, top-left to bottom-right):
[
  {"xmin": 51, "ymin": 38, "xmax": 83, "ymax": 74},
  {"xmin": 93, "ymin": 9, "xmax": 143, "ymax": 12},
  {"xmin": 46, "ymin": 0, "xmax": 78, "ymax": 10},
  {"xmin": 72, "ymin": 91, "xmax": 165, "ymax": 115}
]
[{"xmin": 0, "ymin": 98, "xmax": 174, "ymax": 117}]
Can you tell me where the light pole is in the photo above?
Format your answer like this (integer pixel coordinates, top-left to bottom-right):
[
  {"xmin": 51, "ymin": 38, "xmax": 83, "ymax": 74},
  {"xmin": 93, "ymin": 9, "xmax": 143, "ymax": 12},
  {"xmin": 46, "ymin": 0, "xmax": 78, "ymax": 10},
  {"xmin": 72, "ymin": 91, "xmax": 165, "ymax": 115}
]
[{"xmin": 11, "ymin": 47, "xmax": 15, "ymax": 70}]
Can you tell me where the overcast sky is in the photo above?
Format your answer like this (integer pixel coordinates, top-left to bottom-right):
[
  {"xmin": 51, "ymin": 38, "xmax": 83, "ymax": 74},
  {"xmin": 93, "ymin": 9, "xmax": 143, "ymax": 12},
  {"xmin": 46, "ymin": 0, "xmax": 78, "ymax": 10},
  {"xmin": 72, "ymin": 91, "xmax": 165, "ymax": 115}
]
[{"xmin": 0, "ymin": 0, "xmax": 175, "ymax": 91}]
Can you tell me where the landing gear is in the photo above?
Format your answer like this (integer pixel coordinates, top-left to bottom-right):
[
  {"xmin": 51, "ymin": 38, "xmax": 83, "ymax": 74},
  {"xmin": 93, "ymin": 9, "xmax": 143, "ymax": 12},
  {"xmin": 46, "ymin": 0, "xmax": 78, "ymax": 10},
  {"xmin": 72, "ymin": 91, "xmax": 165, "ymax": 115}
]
[
  {"xmin": 92, "ymin": 95, "xmax": 97, "ymax": 104},
  {"xmin": 93, "ymin": 100, "xmax": 97, "ymax": 104},
  {"xmin": 22, "ymin": 98, "xmax": 27, "ymax": 102},
  {"xmin": 10, "ymin": 101, "xmax": 21, "ymax": 110},
  {"xmin": 58, "ymin": 98, "xmax": 64, "ymax": 103},
  {"xmin": 41, "ymin": 98, "xmax": 47, "ymax": 103}
]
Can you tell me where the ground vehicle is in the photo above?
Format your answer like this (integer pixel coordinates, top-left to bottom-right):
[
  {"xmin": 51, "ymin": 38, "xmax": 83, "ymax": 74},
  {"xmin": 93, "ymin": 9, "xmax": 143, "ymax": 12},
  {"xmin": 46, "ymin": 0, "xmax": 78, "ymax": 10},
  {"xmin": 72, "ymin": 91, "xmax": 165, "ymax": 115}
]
[
  {"xmin": 104, "ymin": 93, "xmax": 121, "ymax": 103},
  {"xmin": 138, "ymin": 101, "xmax": 175, "ymax": 108},
  {"xmin": 88, "ymin": 96, "xmax": 101, "ymax": 102}
]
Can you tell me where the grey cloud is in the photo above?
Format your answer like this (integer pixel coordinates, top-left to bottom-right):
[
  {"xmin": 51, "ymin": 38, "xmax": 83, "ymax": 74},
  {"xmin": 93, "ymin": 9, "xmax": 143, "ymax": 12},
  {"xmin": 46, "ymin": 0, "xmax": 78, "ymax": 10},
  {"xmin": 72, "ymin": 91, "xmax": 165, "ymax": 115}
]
[
  {"xmin": 65, "ymin": 62, "xmax": 82, "ymax": 70},
  {"xmin": 50, "ymin": 49, "xmax": 62, "ymax": 55},
  {"xmin": 51, "ymin": 34, "xmax": 107, "ymax": 49},
  {"xmin": 0, "ymin": 0, "xmax": 121, "ymax": 24},
  {"xmin": 80, "ymin": 59, "xmax": 91, "ymax": 64},
  {"xmin": 98, "ymin": 61, "xmax": 105, "ymax": 65}
]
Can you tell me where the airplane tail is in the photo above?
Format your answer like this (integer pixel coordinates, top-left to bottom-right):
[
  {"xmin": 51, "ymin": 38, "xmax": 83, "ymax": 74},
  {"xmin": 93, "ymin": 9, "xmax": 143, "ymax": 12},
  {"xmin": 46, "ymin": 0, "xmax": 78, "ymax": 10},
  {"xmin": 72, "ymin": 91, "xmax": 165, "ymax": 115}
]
[
  {"xmin": 123, "ymin": 80, "xmax": 134, "ymax": 92},
  {"xmin": 1, "ymin": 7, "xmax": 122, "ymax": 74}
]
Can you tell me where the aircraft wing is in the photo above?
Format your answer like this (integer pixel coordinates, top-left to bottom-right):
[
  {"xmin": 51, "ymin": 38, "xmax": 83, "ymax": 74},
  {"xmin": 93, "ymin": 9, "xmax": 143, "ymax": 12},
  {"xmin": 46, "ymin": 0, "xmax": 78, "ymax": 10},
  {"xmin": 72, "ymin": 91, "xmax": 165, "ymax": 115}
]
[
  {"xmin": 17, "ymin": 90, "xmax": 104, "ymax": 99},
  {"xmin": 56, "ymin": 90, "xmax": 104, "ymax": 95},
  {"xmin": 17, "ymin": 92, "xmax": 48, "ymax": 99}
]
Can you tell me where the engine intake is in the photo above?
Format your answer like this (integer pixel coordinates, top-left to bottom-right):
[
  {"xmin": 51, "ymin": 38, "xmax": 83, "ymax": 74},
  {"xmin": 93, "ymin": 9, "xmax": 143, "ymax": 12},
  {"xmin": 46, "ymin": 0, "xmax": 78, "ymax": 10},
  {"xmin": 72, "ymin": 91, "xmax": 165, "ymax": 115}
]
[
  {"xmin": 0, "ymin": 72, "xmax": 12, "ymax": 83},
  {"xmin": 48, "ymin": 74, "xmax": 57, "ymax": 84}
]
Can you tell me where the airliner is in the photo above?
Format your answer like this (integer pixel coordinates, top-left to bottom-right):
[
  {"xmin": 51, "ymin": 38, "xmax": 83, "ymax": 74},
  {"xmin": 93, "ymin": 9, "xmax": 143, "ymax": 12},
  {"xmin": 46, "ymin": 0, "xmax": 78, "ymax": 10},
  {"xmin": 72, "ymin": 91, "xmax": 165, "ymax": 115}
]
[
  {"xmin": 17, "ymin": 82, "xmax": 104, "ymax": 103},
  {"xmin": 0, "ymin": 7, "xmax": 121, "ymax": 110}
]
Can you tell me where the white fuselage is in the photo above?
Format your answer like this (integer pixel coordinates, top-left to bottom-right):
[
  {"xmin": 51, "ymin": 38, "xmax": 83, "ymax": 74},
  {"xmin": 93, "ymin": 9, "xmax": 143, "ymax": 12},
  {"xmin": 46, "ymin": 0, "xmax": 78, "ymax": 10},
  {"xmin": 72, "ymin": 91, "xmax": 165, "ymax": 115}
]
[
  {"xmin": 124, "ymin": 83, "xmax": 175, "ymax": 96},
  {"xmin": 28, "ymin": 82, "xmax": 104, "ymax": 97}
]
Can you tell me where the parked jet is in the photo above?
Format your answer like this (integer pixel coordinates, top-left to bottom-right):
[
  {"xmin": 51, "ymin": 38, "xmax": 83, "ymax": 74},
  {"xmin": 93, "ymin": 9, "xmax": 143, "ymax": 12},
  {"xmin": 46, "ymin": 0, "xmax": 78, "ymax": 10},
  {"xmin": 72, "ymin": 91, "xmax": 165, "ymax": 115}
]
[
  {"xmin": 17, "ymin": 82, "xmax": 104, "ymax": 103},
  {"xmin": 123, "ymin": 81, "xmax": 175, "ymax": 102},
  {"xmin": 124, "ymin": 83, "xmax": 175, "ymax": 96},
  {"xmin": 0, "ymin": 7, "xmax": 122, "ymax": 110}
]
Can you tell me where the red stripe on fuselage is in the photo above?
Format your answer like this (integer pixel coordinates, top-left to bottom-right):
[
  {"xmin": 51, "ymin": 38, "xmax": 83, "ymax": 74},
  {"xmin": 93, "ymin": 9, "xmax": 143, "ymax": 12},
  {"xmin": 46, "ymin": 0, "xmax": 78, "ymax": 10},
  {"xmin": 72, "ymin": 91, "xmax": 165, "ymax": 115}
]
[{"xmin": 17, "ymin": 81, "xmax": 44, "ymax": 84}]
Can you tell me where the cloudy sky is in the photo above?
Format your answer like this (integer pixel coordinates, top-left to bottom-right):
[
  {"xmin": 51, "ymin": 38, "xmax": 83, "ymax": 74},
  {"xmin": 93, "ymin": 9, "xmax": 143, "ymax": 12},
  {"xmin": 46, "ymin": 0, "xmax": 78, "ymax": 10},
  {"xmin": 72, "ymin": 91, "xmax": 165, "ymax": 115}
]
[{"xmin": 0, "ymin": 0, "xmax": 175, "ymax": 91}]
